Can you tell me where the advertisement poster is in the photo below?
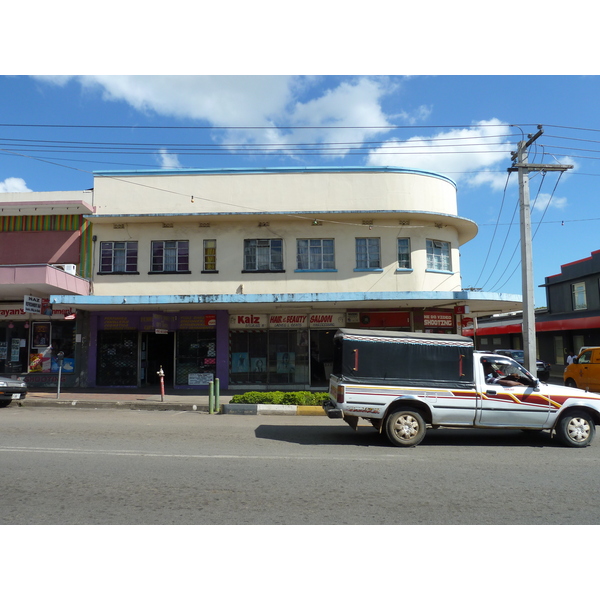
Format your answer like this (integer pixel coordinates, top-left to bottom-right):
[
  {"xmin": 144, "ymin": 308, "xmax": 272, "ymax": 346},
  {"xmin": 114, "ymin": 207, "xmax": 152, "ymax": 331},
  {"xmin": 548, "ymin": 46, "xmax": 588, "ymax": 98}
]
[
  {"xmin": 232, "ymin": 352, "xmax": 249, "ymax": 373},
  {"xmin": 277, "ymin": 352, "xmax": 295, "ymax": 373},
  {"xmin": 29, "ymin": 353, "xmax": 44, "ymax": 372},
  {"xmin": 32, "ymin": 322, "xmax": 51, "ymax": 347}
]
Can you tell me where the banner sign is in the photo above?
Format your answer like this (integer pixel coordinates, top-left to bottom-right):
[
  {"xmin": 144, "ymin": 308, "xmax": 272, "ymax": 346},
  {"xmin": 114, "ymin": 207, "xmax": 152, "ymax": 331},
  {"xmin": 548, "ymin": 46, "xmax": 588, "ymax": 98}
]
[{"xmin": 24, "ymin": 295, "xmax": 42, "ymax": 314}]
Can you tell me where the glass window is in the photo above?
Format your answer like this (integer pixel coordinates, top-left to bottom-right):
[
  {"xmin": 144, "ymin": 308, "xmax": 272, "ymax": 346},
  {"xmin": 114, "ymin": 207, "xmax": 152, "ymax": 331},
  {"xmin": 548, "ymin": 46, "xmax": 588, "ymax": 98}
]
[
  {"xmin": 151, "ymin": 240, "xmax": 189, "ymax": 272},
  {"xmin": 297, "ymin": 239, "xmax": 335, "ymax": 270},
  {"xmin": 203, "ymin": 239, "xmax": 217, "ymax": 272},
  {"xmin": 572, "ymin": 282, "xmax": 587, "ymax": 310},
  {"xmin": 426, "ymin": 239, "xmax": 451, "ymax": 271},
  {"xmin": 243, "ymin": 239, "xmax": 283, "ymax": 271},
  {"xmin": 356, "ymin": 237, "xmax": 381, "ymax": 269},
  {"xmin": 99, "ymin": 241, "xmax": 138, "ymax": 273},
  {"xmin": 397, "ymin": 238, "xmax": 411, "ymax": 269},
  {"xmin": 176, "ymin": 330, "xmax": 217, "ymax": 385}
]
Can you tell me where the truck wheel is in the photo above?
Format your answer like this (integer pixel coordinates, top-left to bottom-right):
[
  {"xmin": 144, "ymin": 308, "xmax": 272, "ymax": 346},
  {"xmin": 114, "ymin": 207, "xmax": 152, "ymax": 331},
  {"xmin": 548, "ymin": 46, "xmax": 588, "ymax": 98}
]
[
  {"xmin": 385, "ymin": 409, "xmax": 426, "ymax": 447},
  {"xmin": 0, "ymin": 399, "xmax": 11, "ymax": 408},
  {"xmin": 556, "ymin": 411, "xmax": 596, "ymax": 448},
  {"xmin": 565, "ymin": 378, "xmax": 577, "ymax": 388}
]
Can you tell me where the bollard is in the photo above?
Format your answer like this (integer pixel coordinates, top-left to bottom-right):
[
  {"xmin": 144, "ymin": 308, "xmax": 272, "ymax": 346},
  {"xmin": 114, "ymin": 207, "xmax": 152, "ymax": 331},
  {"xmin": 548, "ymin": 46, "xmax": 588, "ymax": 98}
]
[
  {"xmin": 56, "ymin": 351, "xmax": 64, "ymax": 400},
  {"xmin": 209, "ymin": 380, "xmax": 214, "ymax": 414},
  {"xmin": 215, "ymin": 378, "xmax": 220, "ymax": 413},
  {"xmin": 157, "ymin": 366, "xmax": 165, "ymax": 402}
]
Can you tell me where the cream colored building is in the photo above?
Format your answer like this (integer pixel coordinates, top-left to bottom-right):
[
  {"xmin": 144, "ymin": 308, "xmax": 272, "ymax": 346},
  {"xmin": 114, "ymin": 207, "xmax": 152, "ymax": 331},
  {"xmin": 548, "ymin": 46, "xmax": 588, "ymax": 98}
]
[{"xmin": 41, "ymin": 166, "xmax": 522, "ymax": 390}]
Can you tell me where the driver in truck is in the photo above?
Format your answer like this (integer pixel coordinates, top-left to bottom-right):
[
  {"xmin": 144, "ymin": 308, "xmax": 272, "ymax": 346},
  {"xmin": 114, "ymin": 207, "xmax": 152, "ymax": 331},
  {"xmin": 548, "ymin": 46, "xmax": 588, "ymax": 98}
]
[{"xmin": 482, "ymin": 360, "xmax": 522, "ymax": 387}]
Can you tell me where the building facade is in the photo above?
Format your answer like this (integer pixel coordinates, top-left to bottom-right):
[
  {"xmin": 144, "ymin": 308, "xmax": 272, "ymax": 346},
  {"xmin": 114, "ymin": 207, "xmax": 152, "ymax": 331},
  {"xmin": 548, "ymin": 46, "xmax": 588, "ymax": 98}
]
[
  {"xmin": 2, "ymin": 167, "xmax": 522, "ymax": 390},
  {"xmin": 0, "ymin": 190, "xmax": 93, "ymax": 386},
  {"xmin": 465, "ymin": 249, "xmax": 600, "ymax": 370}
]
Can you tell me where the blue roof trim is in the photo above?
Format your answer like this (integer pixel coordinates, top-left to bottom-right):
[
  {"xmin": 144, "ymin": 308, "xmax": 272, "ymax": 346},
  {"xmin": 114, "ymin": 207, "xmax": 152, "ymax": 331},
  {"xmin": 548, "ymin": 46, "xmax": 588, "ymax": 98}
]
[
  {"xmin": 50, "ymin": 290, "xmax": 522, "ymax": 306},
  {"xmin": 93, "ymin": 166, "xmax": 457, "ymax": 188}
]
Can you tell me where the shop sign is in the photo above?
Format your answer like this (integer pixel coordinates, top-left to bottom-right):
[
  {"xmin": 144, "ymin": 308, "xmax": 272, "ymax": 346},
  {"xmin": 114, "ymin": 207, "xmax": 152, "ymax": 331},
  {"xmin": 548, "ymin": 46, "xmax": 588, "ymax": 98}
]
[
  {"xmin": 423, "ymin": 311, "xmax": 454, "ymax": 328},
  {"xmin": 309, "ymin": 313, "xmax": 346, "ymax": 328},
  {"xmin": 101, "ymin": 315, "xmax": 138, "ymax": 330},
  {"xmin": 0, "ymin": 303, "xmax": 75, "ymax": 320},
  {"xmin": 24, "ymin": 295, "xmax": 42, "ymax": 314},
  {"xmin": 359, "ymin": 312, "xmax": 411, "ymax": 328},
  {"xmin": 269, "ymin": 314, "xmax": 308, "ymax": 328},
  {"xmin": 229, "ymin": 314, "xmax": 267, "ymax": 329},
  {"xmin": 179, "ymin": 314, "xmax": 216, "ymax": 329},
  {"xmin": 188, "ymin": 373, "xmax": 214, "ymax": 385}
]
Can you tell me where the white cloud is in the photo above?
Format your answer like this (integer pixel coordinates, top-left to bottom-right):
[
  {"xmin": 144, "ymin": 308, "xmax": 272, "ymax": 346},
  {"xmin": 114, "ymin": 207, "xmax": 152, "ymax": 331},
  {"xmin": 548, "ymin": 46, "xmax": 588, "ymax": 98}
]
[
  {"xmin": 532, "ymin": 192, "xmax": 568, "ymax": 212},
  {"xmin": 367, "ymin": 118, "xmax": 513, "ymax": 185},
  {"xmin": 35, "ymin": 75, "xmax": 403, "ymax": 155},
  {"xmin": 0, "ymin": 177, "xmax": 32, "ymax": 193},
  {"xmin": 157, "ymin": 149, "xmax": 182, "ymax": 169}
]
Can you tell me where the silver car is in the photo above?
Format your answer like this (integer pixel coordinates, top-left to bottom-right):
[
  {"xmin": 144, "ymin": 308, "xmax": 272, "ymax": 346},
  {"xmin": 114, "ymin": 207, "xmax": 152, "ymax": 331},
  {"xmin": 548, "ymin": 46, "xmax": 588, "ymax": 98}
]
[{"xmin": 0, "ymin": 375, "xmax": 27, "ymax": 407}]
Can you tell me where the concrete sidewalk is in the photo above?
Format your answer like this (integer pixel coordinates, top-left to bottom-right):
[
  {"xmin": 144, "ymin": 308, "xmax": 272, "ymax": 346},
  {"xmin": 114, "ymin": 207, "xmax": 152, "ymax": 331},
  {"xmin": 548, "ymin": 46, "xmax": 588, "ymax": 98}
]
[{"xmin": 15, "ymin": 387, "xmax": 327, "ymax": 415}]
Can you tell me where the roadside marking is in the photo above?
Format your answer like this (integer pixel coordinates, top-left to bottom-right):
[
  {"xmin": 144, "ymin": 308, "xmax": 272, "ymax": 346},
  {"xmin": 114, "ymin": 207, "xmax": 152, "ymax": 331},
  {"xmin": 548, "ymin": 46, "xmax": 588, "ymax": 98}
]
[{"xmin": 0, "ymin": 446, "xmax": 403, "ymax": 460}]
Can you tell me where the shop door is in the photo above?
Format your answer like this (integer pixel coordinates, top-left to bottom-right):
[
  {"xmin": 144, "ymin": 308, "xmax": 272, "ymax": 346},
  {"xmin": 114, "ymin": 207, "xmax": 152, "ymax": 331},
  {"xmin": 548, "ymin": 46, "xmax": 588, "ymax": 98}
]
[
  {"xmin": 310, "ymin": 329, "xmax": 336, "ymax": 386},
  {"xmin": 143, "ymin": 332, "xmax": 175, "ymax": 386}
]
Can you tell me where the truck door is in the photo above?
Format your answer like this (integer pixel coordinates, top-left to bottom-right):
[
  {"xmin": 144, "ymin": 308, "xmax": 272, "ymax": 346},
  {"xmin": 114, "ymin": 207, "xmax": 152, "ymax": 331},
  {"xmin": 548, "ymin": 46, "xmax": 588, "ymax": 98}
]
[{"xmin": 477, "ymin": 357, "xmax": 551, "ymax": 428}]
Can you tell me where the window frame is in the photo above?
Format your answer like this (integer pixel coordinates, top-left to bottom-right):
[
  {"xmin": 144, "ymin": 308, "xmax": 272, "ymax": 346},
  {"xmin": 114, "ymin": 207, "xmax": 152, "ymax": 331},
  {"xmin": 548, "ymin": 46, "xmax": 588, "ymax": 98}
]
[
  {"xmin": 99, "ymin": 241, "xmax": 139, "ymax": 274},
  {"xmin": 202, "ymin": 239, "xmax": 218, "ymax": 273},
  {"xmin": 397, "ymin": 237, "xmax": 412, "ymax": 270},
  {"xmin": 426, "ymin": 239, "xmax": 452, "ymax": 272},
  {"xmin": 149, "ymin": 240, "xmax": 190, "ymax": 274},
  {"xmin": 355, "ymin": 237, "xmax": 382, "ymax": 271},
  {"xmin": 572, "ymin": 281, "xmax": 587, "ymax": 311},
  {"xmin": 243, "ymin": 238, "xmax": 284, "ymax": 273},
  {"xmin": 296, "ymin": 238, "xmax": 336, "ymax": 271}
]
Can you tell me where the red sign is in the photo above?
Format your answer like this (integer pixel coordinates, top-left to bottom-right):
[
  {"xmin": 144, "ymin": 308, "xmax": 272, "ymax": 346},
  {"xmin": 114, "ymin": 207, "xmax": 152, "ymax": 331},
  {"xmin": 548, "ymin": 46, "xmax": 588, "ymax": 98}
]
[{"xmin": 359, "ymin": 312, "xmax": 410, "ymax": 328}]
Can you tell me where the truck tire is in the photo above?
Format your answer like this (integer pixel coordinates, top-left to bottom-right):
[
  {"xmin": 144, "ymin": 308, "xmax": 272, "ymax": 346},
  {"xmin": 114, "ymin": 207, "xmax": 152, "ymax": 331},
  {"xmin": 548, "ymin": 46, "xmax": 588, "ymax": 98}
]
[
  {"xmin": 556, "ymin": 411, "xmax": 596, "ymax": 448},
  {"xmin": 385, "ymin": 409, "xmax": 427, "ymax": 447}
]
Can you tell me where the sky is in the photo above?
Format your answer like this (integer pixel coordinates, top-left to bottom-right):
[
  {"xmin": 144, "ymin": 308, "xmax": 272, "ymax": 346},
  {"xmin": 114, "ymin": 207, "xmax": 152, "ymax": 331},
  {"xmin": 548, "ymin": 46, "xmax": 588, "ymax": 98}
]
[
  {"xmin": 2, "ymin": 3, "xmax": 599, "ymax": 311},
  {"xmin": 3, "ymin": 74, "xmax": 599, "ymax": 308}
]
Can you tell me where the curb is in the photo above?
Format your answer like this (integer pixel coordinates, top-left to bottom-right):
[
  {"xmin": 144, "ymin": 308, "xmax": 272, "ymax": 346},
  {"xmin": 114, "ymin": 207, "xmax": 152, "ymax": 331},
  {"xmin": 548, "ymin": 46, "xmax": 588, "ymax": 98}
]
[
  {"xmin": 14, "ymin": 399, "xmax": 326, "ymax": 415},
  {"xmin": 220, "ymin": 404, "xmax": 326, "ymax": 416},
  {"xmin": 16, "ymin": 399, "xmax": 209, "ymax": 412}
]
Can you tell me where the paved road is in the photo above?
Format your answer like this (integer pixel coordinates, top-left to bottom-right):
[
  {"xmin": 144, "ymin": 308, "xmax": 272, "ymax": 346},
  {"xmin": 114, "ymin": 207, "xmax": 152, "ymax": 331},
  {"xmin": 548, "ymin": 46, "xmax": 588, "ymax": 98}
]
[{"xmin": 1, "ymin": 406, "xmax": 600, "ymax": 525}]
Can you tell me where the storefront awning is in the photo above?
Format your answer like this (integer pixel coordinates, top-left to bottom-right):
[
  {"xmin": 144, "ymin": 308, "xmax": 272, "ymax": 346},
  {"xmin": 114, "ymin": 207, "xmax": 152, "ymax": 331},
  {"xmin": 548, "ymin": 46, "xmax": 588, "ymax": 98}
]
[{"xmin": 49, "ymin": 290, "xmax": 522, "ymax": 316}]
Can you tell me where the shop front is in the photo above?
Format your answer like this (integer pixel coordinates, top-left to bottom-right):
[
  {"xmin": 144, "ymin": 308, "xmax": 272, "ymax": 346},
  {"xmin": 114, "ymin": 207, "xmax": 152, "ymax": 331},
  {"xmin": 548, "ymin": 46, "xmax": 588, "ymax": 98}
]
[
  {"xmin": 89, "ymin": 310, "xmax": 229, "ymax": 389},
  {"xmin": 0, "ymin": 301, "xmax": 79, "ymax": 387},
  {"xmin": 229, "ymin": 312, "xmax": 347, "ymax": 389}
]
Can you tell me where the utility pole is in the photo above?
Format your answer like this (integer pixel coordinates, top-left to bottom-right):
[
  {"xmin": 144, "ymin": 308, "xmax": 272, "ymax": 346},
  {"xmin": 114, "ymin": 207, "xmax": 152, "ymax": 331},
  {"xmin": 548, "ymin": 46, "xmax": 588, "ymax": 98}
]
[{"xmin": 508, "ymin": 125, "xmax": 572, "ymax": 375}]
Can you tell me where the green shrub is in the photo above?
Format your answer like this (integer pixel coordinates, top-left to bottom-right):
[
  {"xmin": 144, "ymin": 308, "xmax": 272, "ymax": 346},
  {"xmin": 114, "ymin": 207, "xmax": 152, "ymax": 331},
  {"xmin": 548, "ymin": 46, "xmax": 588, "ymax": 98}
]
[{"xmin": 230, "ymin": 391, "xmax": 327, "ymax": 405}]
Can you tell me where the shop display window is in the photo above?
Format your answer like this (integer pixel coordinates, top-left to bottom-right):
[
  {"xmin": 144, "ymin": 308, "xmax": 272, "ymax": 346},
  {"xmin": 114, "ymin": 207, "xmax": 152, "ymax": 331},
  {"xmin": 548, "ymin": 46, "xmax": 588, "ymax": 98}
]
[{"xmin": 176, "ymin": 330, "xmax": 217, "ymax": 385}]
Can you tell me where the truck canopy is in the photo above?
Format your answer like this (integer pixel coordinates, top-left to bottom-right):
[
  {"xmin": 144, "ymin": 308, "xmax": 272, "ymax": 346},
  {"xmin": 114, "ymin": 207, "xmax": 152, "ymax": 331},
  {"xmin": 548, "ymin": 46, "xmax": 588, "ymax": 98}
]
[{"xmin": 332, "ymin": 328, "xmax": 475, "ymax": 389}]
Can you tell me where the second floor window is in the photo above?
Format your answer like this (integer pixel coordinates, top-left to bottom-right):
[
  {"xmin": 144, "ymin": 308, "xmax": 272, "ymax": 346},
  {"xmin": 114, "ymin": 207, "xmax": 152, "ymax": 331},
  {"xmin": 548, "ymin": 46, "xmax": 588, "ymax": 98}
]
[
  {"xmin": 100, "ymin": 241, "xmax": 138, "ymax": 273},
  {"xmin": 397, "ymin": 238, "xmax": 411, "ymax": 269},
  {"xmin": 572, "ymin": 282, "xmax": 587, "ymax": 310},
  {"xmin": 151, "ymin": 240, "xmax": 189, "ymax": 273},
  {"xmin": 244, "ymin": 239, "xmax": 283, "ymax": 272},
  {"xmin": 426, "ymin": 239, "xmax": 451, "ymax": 271},
  {"xmin": 203, "ymin": 239, "xmax": 217, "ymax": 272},
  {"xmin": 297, "ymin": 239, "xmax": 335, "ymax": 270},
  {"xmin": 356, "ymin": 237, "xmax": 381, "ymax": 269}
]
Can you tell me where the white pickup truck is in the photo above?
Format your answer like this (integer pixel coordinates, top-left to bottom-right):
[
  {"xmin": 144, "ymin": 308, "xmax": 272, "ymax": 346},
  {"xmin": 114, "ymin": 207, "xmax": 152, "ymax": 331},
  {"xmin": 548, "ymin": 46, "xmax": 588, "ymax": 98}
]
[{"xmin": 323, "ymin": 328, "xmax": 600, "ymax": 448}]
